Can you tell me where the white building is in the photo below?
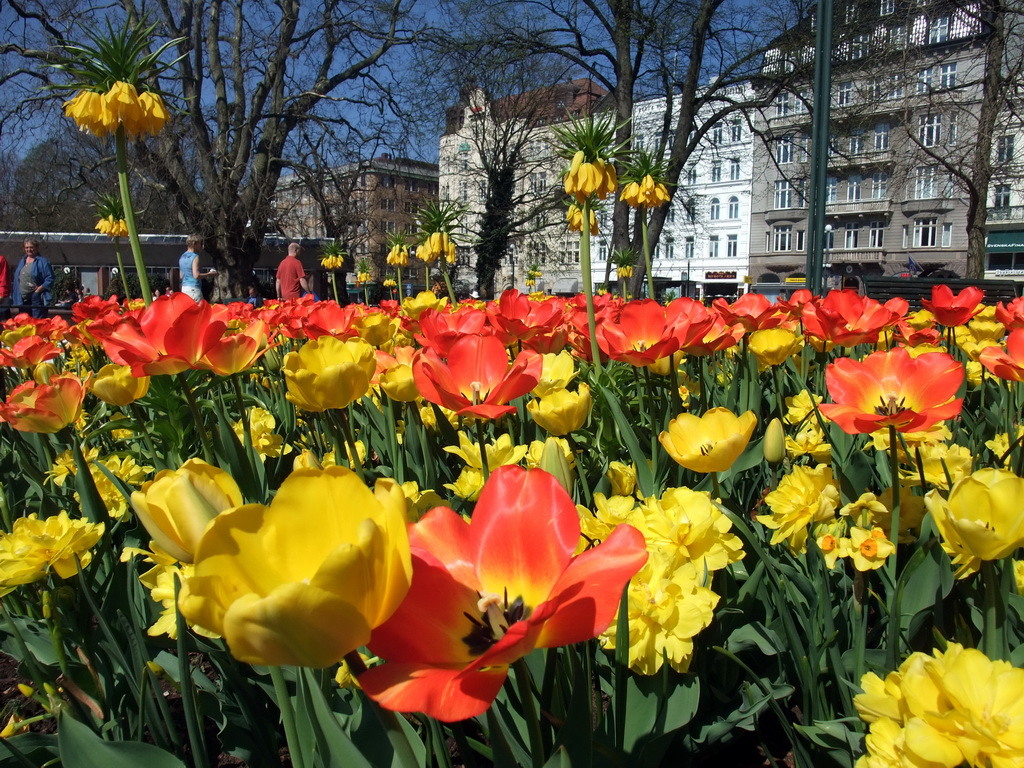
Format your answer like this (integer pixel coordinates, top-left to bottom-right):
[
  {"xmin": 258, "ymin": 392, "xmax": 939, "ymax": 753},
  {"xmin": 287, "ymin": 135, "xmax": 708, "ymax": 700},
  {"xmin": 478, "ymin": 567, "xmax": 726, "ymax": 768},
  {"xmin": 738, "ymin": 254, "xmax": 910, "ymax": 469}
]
[{"xmin": 592, "ymin": 87, "xmax": 755, "ymax": 300}]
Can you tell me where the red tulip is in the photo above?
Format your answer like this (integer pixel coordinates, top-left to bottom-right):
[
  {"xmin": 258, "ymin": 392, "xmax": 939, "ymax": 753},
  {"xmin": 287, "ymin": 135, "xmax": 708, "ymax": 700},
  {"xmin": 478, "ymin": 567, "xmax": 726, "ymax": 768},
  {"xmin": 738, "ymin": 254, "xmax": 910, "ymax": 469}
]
[
  {"xmin": 819, "ymin": 347, "xmax": 963, "ymax": 434},
  {"xmin": 0, "ymin": 336, "xmax": 62, "ymax": 368},
  {"xmin": 0, "ymin": 373, "xmax": 89, "ymax": 433},
  {"xmin": 921, "ymin": 285, "xmax": 984, "ymax": 327},
  {"xmin": 413, "ymin": 334, "xmax": 541, "ymax": 419},
  {"xmin": 801, "ymin": 290, "xmax": 906, "ymax": 348},
  {"xmin": 995, "ymin": 296, "xmax": 1024, "ymax": 331},
  {"xmin": 979, "ymin": 328, "xmax": 1024, "ymax": 382},
  {"xmin": 92, "ymin": 293, "xmax": 227, "ymax": 376},
  {"xmin": 487, "ymin": 290, "xmax": 568, "ymax": 352},
  {"xmin": 596, "ymin": 299, "xmax": 683, "ymax": 366},
  {"xmin": 360, "ymin": 466, "xmax": 647, "ymax": 721},
  {"xmin": 712, "ymin": 293, "xmax": 784, "ymax": 333},
  {"xmin": 415, "ymin": 307, "xmax": 489, "ymax": 356}
]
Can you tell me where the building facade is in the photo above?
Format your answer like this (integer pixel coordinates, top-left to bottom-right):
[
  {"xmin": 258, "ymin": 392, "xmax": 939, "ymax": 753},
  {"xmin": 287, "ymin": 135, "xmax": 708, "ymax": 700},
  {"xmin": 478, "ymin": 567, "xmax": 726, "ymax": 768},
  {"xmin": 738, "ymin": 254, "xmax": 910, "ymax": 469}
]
[
  {"xmin": 748, "ymin": 0, "xmax": 1010, "ymax": 296},
  {"xmin": 274, "ymin": 155, "xmax": 439, "ymax": 282}
]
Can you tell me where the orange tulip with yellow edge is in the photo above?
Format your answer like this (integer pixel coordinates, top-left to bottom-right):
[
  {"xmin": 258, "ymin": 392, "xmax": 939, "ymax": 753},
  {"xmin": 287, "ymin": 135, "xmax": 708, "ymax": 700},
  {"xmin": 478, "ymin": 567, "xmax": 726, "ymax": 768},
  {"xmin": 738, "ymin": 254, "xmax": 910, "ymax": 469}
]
[{"xmin": 0, "ymin": 374, "xmax": 89, "ymax": 433}]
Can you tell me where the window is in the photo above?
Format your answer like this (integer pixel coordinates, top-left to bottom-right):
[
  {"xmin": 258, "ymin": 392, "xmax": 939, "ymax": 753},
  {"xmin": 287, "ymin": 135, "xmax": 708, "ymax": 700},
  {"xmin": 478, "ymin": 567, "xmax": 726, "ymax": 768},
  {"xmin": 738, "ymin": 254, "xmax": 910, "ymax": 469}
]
[
  {"xmin": 383, "ymin": 175, "xmax": 396, "ymax": 189},
  {"xmin": 383, "ymin": 220, "xmax": 397, "ymax": 233},
  {"xmin": 686, "ymin": 168, "xmax": 698, "ymax": 185},
  {"xmin": 530, "ymin": 172, "xmax": 547, "ymax": 193},
  {"xmin": 871, "ymin": 171, "xmax": 888, "ymax": 199},
  {"xmin": 776, "ymin": 92, "xmax": 792, "ymax": 116},
  {"xmin": 796, "ymin": 230, "xmax": 806, "ymax": 251},
  {"xmin": 730, "ymin": 158, "xmax": 741, "ymax": 180},
  {"xmin": 668, "ymin": 206, "xmax": 676, "ymax": 222},
  {"xmin": 849, "ymin": 131, "xmax": 865, "ymax": 155},
  {"xmin": 711, "ymin": 162, "xmax": 722, "ymax": 182},
  {"xmin": 709, "ymin": 236, "xmax": 720, "ymax": 258},
  {"xmin": 710, "ymin": 197, "xmax": 721, "ymax": 220},
  {"xmin": 727, "ymin": 235, "xmax": 738, "ymax": 258},
  {"xmin": 994, "ymin": 184, "xmax": 1012, "ymax": 208},
  {"xmin": 777, "ymin": 135, "xmax": 795, "ymax": 164},
  {"xmin": 890, "ymin": 73, "xmax": 904, "ymax": 99},
  {"xmin": 845, "ymin": 3, "xmax": 857, "ymax": 22},
  {"xmin": 826, "ymin": 176, "xmax": 838, "ymax": 203},
  {"xmin": 915, "ymin": 166, "xmax": 939, "ymax": 199},
  {"xmin": 684, "ymin": 237, "xmax": 695, "ymax": 260},
  {"xmin": 874, "ymin": 122, "xmax": 890, "ymax": 151},
  {"xmin": 880, "ymin": 0, "xmax": 894, "ymax": 14},
  {"xmin": 902, "ymin": 225, "xmax": 909, "ymax": 249},
  {"xmin": 914, "ymin": 217, "xmax": 937, "ymax": 247},
  {"xmin": 848, "ymin": 174, "xmax": 863, "ymax": 201},
  {"xmin": 869, "ymin": 77, "xmax": 886, "ymax": 100},
  {"xmin": 845, "ymin": 224, "xmax": 861, "ymax": 249},
  {"xmin": 948, "ymin": 113, "xmax": 958, "ymax": 145},
  {"xmin": 928, "ymin": 15, "xmax": 950, "ymax": 44},
  {"xmin": 773, "ymin": 226, "xmax": 793, "ymax": 252},
  {"xmin": 940, "ymin": 63, "xmax": 957, "ymax": 88},
  {"xmin": 997, "ymin": 135, "xmax": 1016, "ymax": 163},
  {"xmin": 712, "ymin": 123, "xmax": 723, "ymax": 145},
  {"xmin": 917, "ymin": 68, "xmax": 933, "ymax": 94},
  {"xmin": 730, "ymin": 118, "xmax": 743, "ymax": 142},
  {"xmin": 890, "ymin": 25, "xmax": 906, "ymax": 49},
  {"xmin": 837, "ymin": 81, "xmax": 853, "ymax": 106},
  {"xmin": 824, "ymin": 228, "xmax": 835, "ymax": 250},
  {"xmin": 852, "ymin": 34, "xmax": 870, "ymax": 59},
  {"xmin": 728, "ymin": 196, "xmax": 740, "ymax": 219},
  {"xmin": 942, "ymin": 222, "xmax": 953, "ymax": 247},
  {"xmin": 666, "ymin": 239, "xmax": 675, "ymax": 260},
  {"xmin": 380, "ymin": 198, "xmax": 396, "ymax": 211},
  {"xmin": 869, "ymin": 221, "xmax": 885, "ymax": 248},
  {"xmin": 405, "ymin": 201, "xmax": 415, "ymax": 214},
  {"xmin": 919, "ymin": 114, "xmax": 942, "ymax": 147},
  {"xmin": 774, "ymin": 180, "xmax": 794, "ymax": 209}
]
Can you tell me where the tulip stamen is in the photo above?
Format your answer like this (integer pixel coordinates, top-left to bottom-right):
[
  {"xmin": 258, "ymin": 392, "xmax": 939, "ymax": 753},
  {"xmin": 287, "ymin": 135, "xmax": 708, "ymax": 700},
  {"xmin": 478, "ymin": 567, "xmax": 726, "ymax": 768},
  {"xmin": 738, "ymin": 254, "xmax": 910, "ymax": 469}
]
[
  {"xmin": 462, "ymin": 590, "xmax": 530, "ymax": 656},
  {"xmin": 874, "ymin": 395, "xmax": 907, "ymax": 417},
  {"xmin": 699, "ymin": 442, "xmax": 715, "ymax": 456},
  {"xmin": 470, "ymin": 381, "xmax": 484, "ymax": 406}
]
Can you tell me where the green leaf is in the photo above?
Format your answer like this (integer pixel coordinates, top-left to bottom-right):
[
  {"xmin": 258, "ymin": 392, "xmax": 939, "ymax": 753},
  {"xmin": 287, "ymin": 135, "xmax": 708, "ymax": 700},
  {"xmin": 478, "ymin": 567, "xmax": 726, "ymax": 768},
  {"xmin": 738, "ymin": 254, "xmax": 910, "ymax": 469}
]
[
  {"xmin": 542, "ymin": 747, "xmax": 572, "ymax": 768},
  {"xmin": 595, "ymin": 381, "xmax": 655, "ymax": 497},
  {"xmin": 57, "ymin": 715, "xmax": 185, "ymax": 768}
]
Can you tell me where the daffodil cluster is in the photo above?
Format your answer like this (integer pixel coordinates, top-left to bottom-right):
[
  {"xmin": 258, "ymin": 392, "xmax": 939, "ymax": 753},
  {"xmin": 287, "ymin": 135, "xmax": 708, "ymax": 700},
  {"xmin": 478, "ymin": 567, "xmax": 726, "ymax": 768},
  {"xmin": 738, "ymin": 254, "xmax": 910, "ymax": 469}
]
[
  {"xmin": 0, "ymin": 512, "xmax": 104, "ymax": 595},
  {"xmin": 595, "ymin": 485, "xmax": 744, "ymax": 674},
  {"xmin": 855, "ymin": 643, "xmax": 1024, "ymax": 768}
]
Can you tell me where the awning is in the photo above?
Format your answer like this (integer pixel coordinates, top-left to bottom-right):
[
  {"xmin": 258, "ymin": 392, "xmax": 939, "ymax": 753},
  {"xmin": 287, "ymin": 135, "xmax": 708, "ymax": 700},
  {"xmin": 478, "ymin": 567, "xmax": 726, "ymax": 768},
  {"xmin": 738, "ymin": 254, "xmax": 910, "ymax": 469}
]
[{"xmin": 987, "ymin": 231, "xmax": 1024, "ymax": 252}]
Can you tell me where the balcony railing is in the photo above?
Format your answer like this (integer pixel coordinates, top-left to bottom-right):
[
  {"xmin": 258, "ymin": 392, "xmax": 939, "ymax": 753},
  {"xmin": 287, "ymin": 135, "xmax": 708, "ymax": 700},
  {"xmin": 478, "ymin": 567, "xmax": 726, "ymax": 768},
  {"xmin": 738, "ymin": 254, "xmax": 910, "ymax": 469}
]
[
  {"xmin": 825, "ymin": 199, "xmax": 893, "ymax": 216},
  {"xmin": 825, "ymin": 249, "xmax": 886, "ymax": 263},
  {"xmin": 988, "ymin": 206, "xmax": 1024, "ymax": 222}
]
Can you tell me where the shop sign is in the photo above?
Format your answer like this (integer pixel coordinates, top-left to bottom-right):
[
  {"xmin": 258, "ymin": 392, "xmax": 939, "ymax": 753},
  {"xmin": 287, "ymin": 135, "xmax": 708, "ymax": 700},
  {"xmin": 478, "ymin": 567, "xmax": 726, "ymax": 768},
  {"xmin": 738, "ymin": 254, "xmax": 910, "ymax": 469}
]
[{"xmin": 705, "ymin": 271, "xmax": 737, "ymax": 280}]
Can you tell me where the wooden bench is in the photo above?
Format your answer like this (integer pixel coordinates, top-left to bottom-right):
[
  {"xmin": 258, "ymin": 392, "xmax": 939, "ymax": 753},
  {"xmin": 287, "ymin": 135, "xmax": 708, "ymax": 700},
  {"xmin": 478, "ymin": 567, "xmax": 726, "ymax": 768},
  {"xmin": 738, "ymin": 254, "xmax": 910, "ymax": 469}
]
[{"xmin": 861, "ymin": 277, "xmax": 1021, "ymax": 309}]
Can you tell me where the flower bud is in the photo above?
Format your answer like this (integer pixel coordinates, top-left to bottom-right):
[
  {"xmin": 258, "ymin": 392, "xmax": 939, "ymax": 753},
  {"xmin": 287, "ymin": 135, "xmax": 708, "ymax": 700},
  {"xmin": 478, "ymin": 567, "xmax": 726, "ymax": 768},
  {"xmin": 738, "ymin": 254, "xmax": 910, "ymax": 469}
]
[
  {"xmin": 539, "ymin": 437, "xmax": 575, "ymax": 495},
  {"xmin": 763, "ymin": 418, "xmax": 786, "ymax": 466}
]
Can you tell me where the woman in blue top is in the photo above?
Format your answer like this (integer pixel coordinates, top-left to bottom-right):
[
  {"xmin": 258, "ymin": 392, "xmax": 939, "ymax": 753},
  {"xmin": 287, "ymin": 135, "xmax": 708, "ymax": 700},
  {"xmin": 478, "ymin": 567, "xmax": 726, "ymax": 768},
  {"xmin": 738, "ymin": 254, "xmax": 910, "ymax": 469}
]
[
  {"xmin": 13, "ymin": 239, "xmax": 54, "ymax": 318},
  {"xmin": 179, "ymin": 234, "xmax": 217, "ymax": 301}
]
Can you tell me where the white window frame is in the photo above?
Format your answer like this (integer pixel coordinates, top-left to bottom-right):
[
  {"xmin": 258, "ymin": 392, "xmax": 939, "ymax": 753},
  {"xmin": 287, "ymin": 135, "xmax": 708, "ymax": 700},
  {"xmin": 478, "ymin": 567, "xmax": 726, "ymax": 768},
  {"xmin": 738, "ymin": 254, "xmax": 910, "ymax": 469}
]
[
  {"xmin": 727, "ymin": 235, "xmax": 738, "ymax": 258},
  {"xmin": 914, "ymin": 217, "xmax": 937, "ymax": 247}
]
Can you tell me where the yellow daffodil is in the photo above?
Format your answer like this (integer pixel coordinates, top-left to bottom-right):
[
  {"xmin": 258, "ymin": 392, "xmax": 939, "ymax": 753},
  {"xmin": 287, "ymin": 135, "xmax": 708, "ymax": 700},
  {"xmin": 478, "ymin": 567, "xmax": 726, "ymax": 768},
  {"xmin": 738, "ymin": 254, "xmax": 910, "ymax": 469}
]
[
  {"xmin": 659, "ymin": 407, "xmax": 757, "ymax": 473},
  {"xmin": 756, "ymin": 464, "xmax": 840, "ymax": 553},
  {"xmin": 283, "ymin": 336, "xmax": 375, "ymax": 412},
  {"xmin": 606, "ymin": 461, "xmax": 638, "ymax": 497},
  {"xmin": 637, "ymin": 486, "xmax": 745, "ymax": 573},
  {"xmin": 0, "ymin": 512, "xmax": 104, "ymax": 595},
  {"xmin": 180, "ymin": 467, "xmax": 411, "ymax": 667},
  {"xmin": 848, "ymin": 527, "xmax": 895, "ymax": 571},
  {"xmin": 926, "ymin": 468, "xmax": 1024, "ymax": 578},
  {"xmin": 131, "ymin": 459, "xmax": 243, "ymax": 563}
]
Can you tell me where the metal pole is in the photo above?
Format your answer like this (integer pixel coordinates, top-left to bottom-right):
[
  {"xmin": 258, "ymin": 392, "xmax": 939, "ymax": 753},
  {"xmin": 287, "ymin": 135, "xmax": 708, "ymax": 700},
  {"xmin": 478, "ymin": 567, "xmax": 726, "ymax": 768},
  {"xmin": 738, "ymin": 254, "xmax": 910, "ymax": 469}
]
[{"xmin": 805, "ymin": 0, "xmax": 834, "ymax": 297}]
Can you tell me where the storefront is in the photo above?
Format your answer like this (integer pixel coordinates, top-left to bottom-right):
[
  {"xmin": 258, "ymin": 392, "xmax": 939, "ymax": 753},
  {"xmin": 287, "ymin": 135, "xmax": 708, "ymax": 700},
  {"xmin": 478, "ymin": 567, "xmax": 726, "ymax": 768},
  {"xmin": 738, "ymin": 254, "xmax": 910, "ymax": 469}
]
[
  {"xmin": 985, "ymin": 231, "xmax": 1024, "ymax": 282},
  {"xmin": 702, "ymin": 270, "xmax": 745, "ymax": 301}
]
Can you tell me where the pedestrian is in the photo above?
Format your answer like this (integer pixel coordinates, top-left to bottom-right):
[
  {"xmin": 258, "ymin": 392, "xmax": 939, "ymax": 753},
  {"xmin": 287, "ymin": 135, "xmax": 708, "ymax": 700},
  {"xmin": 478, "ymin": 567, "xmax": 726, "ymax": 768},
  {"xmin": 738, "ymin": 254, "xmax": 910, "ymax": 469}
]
[
  {"xmin": 276, "ymin": 242, "xmax": 309, "ymax": 300},
  {"xmin": 179, "ymin": 234, "xmax": 217, "ymax": 302},
  {"xmin": 0, "ymin": 252, "xmax": 11, "ymax": 320},
  {"xmin": 13, "ymin": 239, "xmax": 54, "ymax": 319},
  {"xmin": 245, "ymin": 284, "xmax": 264, "ymax": 308}
]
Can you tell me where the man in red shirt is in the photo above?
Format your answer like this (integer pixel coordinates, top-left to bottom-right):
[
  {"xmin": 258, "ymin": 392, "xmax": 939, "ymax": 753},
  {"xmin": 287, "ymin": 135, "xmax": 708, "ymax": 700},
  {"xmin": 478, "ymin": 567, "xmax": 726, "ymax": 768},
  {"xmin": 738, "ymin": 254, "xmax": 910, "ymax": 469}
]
[
  {"xmin": 0, "ymin": 254, "xmax": 11, "ymax": 319},
  {"xmin": 276, "ymin": 242, "xmax": 310, "ymax": 300}
]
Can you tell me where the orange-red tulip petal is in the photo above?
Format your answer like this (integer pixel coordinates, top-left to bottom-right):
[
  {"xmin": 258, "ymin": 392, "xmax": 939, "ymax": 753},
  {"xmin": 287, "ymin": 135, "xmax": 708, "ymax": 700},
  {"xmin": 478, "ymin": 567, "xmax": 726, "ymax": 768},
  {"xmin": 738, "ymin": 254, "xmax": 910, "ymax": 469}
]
[
  {"xmin": 819, "ymin": 347, "xmax": 963, "ymax": 434},
  {"xmin": 361, "ymin": 466, "xmax": 647, "ymax": 721}
]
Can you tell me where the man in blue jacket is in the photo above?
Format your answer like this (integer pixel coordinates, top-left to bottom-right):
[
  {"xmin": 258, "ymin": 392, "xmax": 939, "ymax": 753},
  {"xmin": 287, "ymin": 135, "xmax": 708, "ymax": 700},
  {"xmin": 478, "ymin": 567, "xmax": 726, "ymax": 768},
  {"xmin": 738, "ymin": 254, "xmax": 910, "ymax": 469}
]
[{"xmin": 14, "ymin": 239, "xmax": 54, "ymax": 318}]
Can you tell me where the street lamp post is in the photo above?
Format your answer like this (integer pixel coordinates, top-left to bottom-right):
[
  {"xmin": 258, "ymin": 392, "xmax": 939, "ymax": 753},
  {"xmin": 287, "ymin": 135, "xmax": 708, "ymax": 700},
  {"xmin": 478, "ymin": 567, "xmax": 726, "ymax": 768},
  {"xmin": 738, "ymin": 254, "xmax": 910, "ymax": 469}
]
[{"xmin": 805, "ymin": 0, "xmax": 834, "ymax": 298}]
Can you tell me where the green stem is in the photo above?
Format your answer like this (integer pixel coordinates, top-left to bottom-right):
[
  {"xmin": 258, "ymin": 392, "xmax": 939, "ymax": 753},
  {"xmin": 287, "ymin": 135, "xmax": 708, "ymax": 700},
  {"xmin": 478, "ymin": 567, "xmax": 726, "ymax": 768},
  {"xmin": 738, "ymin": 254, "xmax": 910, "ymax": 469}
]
[
  {"xmin": 397, "ymin": 266, "xmax": 405, "ymax": 303},
  {"xmin": 512, "ymin": 659, "xmax": 545, "ymax": 768},
  {"xmin": 176, "ymin": 373, "xmax": 214, "ymax": 463},
  {"xmin": 852, "ymin": 571, "xmax": 867, "ymax": 689},
  {"xmin": 115, "ymin": 125, "xmax": 152, "ymax": 306},
  {"xmin": 268, "ymin": 666, "xmax": 307, "ymax": 768},
  {"xmin": 175, "ymin": 575, "xmax": 209, "ymax": 768},
  {"xmin": 886, "ymin": 423, "xmax": 901, "ymax": 668},
  {"xmin": 474, "ymin": 418, "xmax": 491, "ymax": 483},
  {"xmin": 112, "ymin": 237, "xmax": 131, "ymax": 301},
  {"xmin": 337, "ymin": 408, "xmax": 366, "ymax": 482},
  {"xmin": 981, "ymin": 560, "xmax": 1007, "ymax": 661},
  {"xmin": 641, "ymin": 211, "xmax": 653, "ymax": 300},
  {"xmin": 128, "ymin": 403, "xmax": 162, "ymax": 468},
  {"xmin": 580, "ymin": 199, "xmax": 602, "ymax": 375},
  {"xmin": 441, "ymin": 261, "xmax": 457, "ymax": 305},
  {"xmin": 330, "ymin": 272, "xmax": 339, "ymax": 304}
]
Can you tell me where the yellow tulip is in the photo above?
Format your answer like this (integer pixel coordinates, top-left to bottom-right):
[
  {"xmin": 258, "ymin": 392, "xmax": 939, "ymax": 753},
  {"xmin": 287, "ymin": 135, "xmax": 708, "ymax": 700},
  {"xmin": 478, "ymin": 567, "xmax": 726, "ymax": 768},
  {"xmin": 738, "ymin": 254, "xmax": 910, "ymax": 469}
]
[
  {"xmin": 283, "ymin": 336, "xmax": 375, "ymax": 412},
  {"xmin": 131, "ymin": 459, "xmax": 243, "ymax": 563},
  {"xmin": 93, "ymin": 363, "xmax": 150, "ymax": 406},
  {"xmin": 763, "ymin": 417, "xmax": 786, "ymax": 465},
  {"xmin": 401, "ymin": 290, "xmax": 447, "ymax": 320},
  {"xmin": 527, "ymin": 384, "xmax": 592, "ymax": 436},
  {"xmin": 532, "ymin": 351, "xmax": 577, "ymax": 397},
  {"xmin": 659, "ymin": 407, "xmax": 757, "ymax": 473},
  {"xmin": 748, "ymin": 328, "xmax": 803, "ymax": 368},
  {"xmin": 379, "ymin": 362, "xmax": 419, "ymax": 402},
  {"xmin": 926, "ymin": 468, "xmax": 1024, "ymax": 577},
  {"xmin": 180, "ymin": 467, "xmax": 411, "ymax": 667}
]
